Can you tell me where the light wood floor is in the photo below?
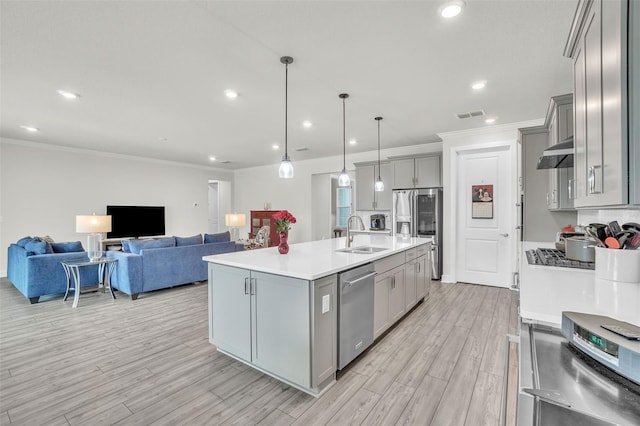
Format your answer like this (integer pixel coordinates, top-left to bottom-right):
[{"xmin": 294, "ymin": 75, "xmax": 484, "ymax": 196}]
[{"xmin": 0, "ymin": 277, "xmax": 519, "ymax": 426}]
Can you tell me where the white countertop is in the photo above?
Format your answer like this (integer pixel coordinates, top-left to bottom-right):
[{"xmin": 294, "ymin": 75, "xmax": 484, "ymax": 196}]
[
  {"xmin": 349, "ymin": 229, "xmax": 392, "ymax": 234},
  {"xmin": 203, "ymin": 235, "xmax": 432, "ymax": 280}
]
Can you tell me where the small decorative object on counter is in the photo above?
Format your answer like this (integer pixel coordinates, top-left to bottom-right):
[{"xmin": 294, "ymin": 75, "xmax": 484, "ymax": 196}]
[{"xmin": 273, "ymin": 210, "xmax": 297, "ymax": 255}]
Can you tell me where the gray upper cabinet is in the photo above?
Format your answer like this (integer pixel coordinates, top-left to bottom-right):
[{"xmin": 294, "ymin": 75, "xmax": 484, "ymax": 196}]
[
  {"xmin": 355, "ymin": 162, "xmax": 392, "ymax": 210},
  {"xmin": 545, "ymin": 94, "xmax": 574, "ymax": 210},
  {"xmin": 391, "ymin": 155, "xmax": 442, "ymax": 189},
  {"xmin": 565, "ymin": 0, "xmax": 638, "ymax": 207}
]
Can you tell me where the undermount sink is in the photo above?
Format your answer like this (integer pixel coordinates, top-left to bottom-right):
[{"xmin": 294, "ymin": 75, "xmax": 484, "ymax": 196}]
[{"xmin": 336, "ymin": 246, "xmax": 388, "ymax": 254}]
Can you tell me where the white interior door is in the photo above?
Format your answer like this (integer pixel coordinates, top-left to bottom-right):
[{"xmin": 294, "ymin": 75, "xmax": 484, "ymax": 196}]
[{"xmin": 455, "ymin": 145, "xmax": 514, "ymax": 287}]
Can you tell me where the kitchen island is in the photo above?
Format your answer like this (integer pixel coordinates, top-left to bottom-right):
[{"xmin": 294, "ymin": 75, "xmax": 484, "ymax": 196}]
[{"xmin": 203, "ymin": 234, "xmax": 431, "ymax": 396}]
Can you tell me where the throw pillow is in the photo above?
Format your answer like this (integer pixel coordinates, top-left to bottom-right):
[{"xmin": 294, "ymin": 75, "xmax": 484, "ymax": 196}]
[
  {"xmin": 128, "ymin": 238, "xmax": 176, "ymax": 255},
  {"xmin": 24, "ymin": 240, "xmax": 48, "ymax": 255},
  {"xmin": 175, "ymin": 234, "xmax": 202, "ymax": 246},
  {"xmin": 204, "ymin": 231, "xmax": 231, "ymax": 244},
  {"xmin": 38, "ymin": 235, "xmax": 55, "ymax": 244},
  {"xmin": 16, "ymin": 236, "xmax": 34, "ymax": 247},
  {"xmin": 51, "ymin": 241, "xmax": 84, "ymax": 253}
]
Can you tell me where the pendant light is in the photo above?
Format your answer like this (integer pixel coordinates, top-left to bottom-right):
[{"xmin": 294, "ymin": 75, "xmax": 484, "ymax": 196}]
[
  {"xmin": 338, "ymin": 93, "xmax": 350, "ymax": 187},
  {"xmin": 278, "ymin": 56, "xmax": 294, "ymax": 179},
  {"xmin": 374, "ymin": 116, "xmax": 384, "ymax": 192}
]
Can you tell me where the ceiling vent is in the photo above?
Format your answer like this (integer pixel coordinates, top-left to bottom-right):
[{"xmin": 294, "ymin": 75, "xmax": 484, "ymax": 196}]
[
  {"xmin": 295, "ymin": 147, "xmax": 310, "ymax": 152},
  {"xmin": 220, "ymin": 160, "xmax": 232, "ymax": 164},
  {"xmin": 455, "ymin": 109, "xmax": 486, "ymax": 119}
]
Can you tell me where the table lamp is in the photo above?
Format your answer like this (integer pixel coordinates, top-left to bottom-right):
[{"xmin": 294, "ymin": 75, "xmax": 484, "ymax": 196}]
[
  {"xmin": 76, "ymin": 213, "xmax": 112, "ymax": 261},
  {"xmin": 225, "ymin": 213, "xmax": 246, "ymax": 241}
]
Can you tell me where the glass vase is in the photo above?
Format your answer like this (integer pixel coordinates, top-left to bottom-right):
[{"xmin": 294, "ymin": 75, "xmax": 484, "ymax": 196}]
[{"xmin": 278, "ymin": 231, "xmax": 289, "ymax": 254}]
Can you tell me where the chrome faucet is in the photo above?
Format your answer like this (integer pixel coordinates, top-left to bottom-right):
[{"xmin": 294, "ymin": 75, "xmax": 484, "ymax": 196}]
[{"xmin": 346, "ymin": 215, "xmax": 365, "ymax": 248}]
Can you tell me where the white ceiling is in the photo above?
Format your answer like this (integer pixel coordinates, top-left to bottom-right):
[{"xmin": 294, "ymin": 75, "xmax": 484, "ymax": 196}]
[{"xmin": 0, "ymin": 0, "xmax": 577, "ymax": 170}]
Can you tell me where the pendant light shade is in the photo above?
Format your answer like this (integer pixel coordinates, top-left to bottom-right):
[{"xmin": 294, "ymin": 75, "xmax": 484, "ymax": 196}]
[
  {"xmin": 338, "ymin": 93, "xmax": 350, "ymax": 187},
  {"xmin": 279, "ymin": 56, "xmax": 294, "ymax": 179},
  {"xmin": 374, "ymin": 116, "xmax": 384, "ymax": 192}
]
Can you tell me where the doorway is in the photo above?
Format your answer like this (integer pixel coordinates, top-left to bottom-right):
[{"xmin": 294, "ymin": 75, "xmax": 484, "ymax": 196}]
[
  {"xmin": 208, "ymin": 180, "xmax": 231, "ymax": 234},
  {"xmin": 453, "ymin": 142, "xmax": 516, "ymax": 288}
]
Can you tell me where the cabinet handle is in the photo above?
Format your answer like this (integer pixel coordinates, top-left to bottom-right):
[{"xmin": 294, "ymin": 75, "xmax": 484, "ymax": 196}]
[
  {"xmin": 552, "ymin": 189, "xmax": 557, "ymax": 203},
  {"xmin": 391, "ymin": 276, "xmax": 395, "ymax": 289},
  {"xmin": 250, "ymin": 277, "xmax": 256, "ymax": 295},
  {"xmin": 588, "ymin": 165, "xmax": 601, "ymax": 194},
  {"xmin": 416, "ymin": 262, "xmax": 420, "ymax": 273},
  {"xmin": 244, "ymin": 277, "xmax": 249, "ymax": 295},
  {"xmin": 546, "ymin": 193, "xmax": 550, "ymax": 206},
  {"xmin": 568, "ymin": 178, "xmax": 573, "ymax": 200}
]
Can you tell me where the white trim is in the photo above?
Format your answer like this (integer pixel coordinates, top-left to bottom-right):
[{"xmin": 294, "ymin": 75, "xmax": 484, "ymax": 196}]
[
  {"xmin": 0, "ymin": 137, "xmax": 230, "ymax": 173},
  {"xmin": 437, "ymin": 119, "xmax": 543, "ymax": 140},
  {"xmin": 0, "ymin": 270, "xmax": 6, "ymax": 278}
]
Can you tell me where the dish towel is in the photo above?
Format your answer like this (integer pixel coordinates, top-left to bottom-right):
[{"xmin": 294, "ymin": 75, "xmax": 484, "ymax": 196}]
[{"xmin": 396, "ymin": 192, "xmax": 411, "ymax": 222}]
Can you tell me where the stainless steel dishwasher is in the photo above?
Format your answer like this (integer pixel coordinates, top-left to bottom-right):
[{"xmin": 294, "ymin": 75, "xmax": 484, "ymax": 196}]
[{"xmin": 338, "ymin": 263, "xmax": 376, "ymax": 370}]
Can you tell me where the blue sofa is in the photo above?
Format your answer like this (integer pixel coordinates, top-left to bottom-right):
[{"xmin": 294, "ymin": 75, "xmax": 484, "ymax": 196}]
[
  {"xmin": 105, "ymin": 233, "xmax": 243, "ymax": 299},
  {"xmin": 7, "ymin": 240, "xmax": 99, "ymax": 303}
]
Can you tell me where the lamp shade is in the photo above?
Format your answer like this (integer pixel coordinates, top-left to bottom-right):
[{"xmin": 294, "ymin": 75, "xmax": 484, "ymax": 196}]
[
  {"xmin": 76, "ymin": 214, "xmax": 112, "ymax": 233},
  {"xmin": 225, "ymin": 213, "xmax": 246, "ymax": 227}
]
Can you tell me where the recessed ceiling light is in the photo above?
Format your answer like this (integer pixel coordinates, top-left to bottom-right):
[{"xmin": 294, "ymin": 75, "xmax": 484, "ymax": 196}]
[
  {"xmin": 20, "ymin": 125, "xmax": 40, "ymax": 132},
  {"xmin": 57, "ymin": 90, "xmax": 80, "ymax": 100},
  {"xmin": 471, "ymin": 81, "xmax": 487, "ymax": 90},
  {"xmin": 485, "ymin": 117, "xmax": 497, "ymax": 124},
  {"xmin": 302, "ymin": 120, "xmax": 312, "ymax": 128},
  {"xmin": 439, "ymin": 0, "xmax": 465, "ymax": 18},
  {"xmin": 272, "ymin": 144, "xmax": 280, "ymax": 150},
  {"xmin": 208, "ymin": 155, "xmax": 216, "ymax": 161},
  {"xmin": 349, "ymin": 139, "xmax": 357, "ymax": 145},
  {"xmin": 224, "ymin": 89, "xmax": 238, "ymax": 99}
]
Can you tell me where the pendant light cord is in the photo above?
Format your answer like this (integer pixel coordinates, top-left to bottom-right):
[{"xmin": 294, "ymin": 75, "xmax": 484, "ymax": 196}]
[
  {"xmin": 377, "ymin": 119, "xmax": 381, "ymax": 170},
  {"xmin": 342, "ymin": 97, "xmax": 346, "ymax": 169},
  {"xmin": 284, "ymin": 62, "xmax": 288, "ymax": 159}
]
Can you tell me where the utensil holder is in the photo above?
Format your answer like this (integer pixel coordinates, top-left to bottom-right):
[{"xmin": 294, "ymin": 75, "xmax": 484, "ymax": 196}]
[{"xmin": 595, "ymin": 247, "xmax": 640, "ymax": 283}]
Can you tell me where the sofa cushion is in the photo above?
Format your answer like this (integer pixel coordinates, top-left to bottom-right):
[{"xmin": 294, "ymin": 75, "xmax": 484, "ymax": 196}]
[
  {"xmin": 16, "ymin": 236, "xmax": 34, "ymax": 247},
  {"xmin": 51, "ymin": 241, "xmax": 84, "ymax": 253},
  {"xmin": 128, "ymin": 238, "xmax": 175, "ymax": 254},
  {"xmin": 204, "ymin": 231, "xmax": 231, "ymax": 244},
  {"xmin": 24, "ymin": 240, "xmax": 49, "ymax": 255},
  {"xmin": 175, "ymin": 234, "xmax": 202, "ymax": 246}
]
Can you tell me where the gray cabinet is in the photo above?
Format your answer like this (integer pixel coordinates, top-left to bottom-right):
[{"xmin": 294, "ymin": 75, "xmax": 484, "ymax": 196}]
[
  {"xmin": 565, "ymin": 0, "xmax": 637, "ymax": 207},
  {"xmin": 544, "ymin": 94, "xmax": 574, "ymax": 210},
  {"xmin": 251, "ymin": 271, "xmax": 311, "ymax": 387},
  {"xmin": 406, "ymin": 244, "xmax": 430, "ymax": 308},
  {"xmin": 209, "ymin": 264, "xmax": 251, "ymax": 362},
  {"xmin": 373, "ymin": 252, "xmax": 406, "ymax": 339},
  {"xmin": 355, "ymin": 162, "xmax": 392, "ymax": 210},
  {"xmin": 391, "ymin": 155, "xmax": 441, "ymax": 189},
  {"xmin": 209, "ymin": 264, "xmax": 337, "ymax": 393}
]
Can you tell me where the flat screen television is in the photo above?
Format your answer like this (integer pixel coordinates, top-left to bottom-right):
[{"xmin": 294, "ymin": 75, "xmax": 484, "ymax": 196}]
[{"xmin": 106, "ymin": 205, "xmax": 165, "ymax": 238}]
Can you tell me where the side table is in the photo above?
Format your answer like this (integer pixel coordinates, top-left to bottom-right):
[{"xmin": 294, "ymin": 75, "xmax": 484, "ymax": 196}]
[{"xmin": 61, "ymin": 258, "xmax": 118, "ymax": 308}]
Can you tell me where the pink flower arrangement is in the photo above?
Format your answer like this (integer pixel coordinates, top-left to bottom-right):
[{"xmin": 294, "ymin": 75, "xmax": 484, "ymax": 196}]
[{"xmin": 273, "ymin": 210, "xmax": 297, "ymax": 233}]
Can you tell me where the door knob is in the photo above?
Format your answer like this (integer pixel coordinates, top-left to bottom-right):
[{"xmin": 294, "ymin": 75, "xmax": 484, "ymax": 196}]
[{"xmin": 500, "ymin": 233, "xmax": 509, "ymax": 237}]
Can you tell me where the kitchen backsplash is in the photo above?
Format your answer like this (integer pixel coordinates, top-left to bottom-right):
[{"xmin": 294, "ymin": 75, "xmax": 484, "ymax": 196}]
[
  {"xmin": 578, "ymin": 209, "xmax": 640, "ymax": 226},
  {"xmin": 355, "ymin": 210, "xmax": 391, "ymax": 229}
]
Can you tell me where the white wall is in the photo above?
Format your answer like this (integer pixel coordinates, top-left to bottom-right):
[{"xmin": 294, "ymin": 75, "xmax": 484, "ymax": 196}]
[
  {"xmin": 232, "ymin": 143, "xmax": 442, "ymax": 244},
  {"xmin": 0, "ymin": 138, "xmax": 233, "ymax": 275}
]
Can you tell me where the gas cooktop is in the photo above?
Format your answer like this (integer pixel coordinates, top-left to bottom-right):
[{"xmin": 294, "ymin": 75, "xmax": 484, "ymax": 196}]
[{"xmin": 526, "ymin": 248, "xmax": 595, "ymax": 270}]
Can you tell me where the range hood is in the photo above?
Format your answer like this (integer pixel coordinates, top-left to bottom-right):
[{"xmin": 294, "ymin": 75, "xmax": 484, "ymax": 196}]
[{"xmin": 536, "ymin": 137, "xmax": 574, "ymax": 169}]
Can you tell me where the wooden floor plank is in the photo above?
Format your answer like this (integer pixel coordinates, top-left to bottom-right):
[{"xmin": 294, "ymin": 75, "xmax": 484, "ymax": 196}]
[{"xmin": 0, "ymin": 277, "xmax": 518, "ymax": 426}]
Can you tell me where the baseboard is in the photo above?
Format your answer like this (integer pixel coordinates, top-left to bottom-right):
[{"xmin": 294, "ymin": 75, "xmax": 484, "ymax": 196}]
[
  {"xmin": 441, "ymin": 274, "xmax": 455, "ymax": 283},
  {"xmin": 0, "ymin": 270, "xmax": 7, "ymax": 278}
]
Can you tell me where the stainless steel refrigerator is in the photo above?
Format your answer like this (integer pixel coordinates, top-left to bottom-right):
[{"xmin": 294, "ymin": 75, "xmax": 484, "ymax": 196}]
[{"xmin": 392, "ymin": 188, "xmax": 443, "ymax": 280}]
